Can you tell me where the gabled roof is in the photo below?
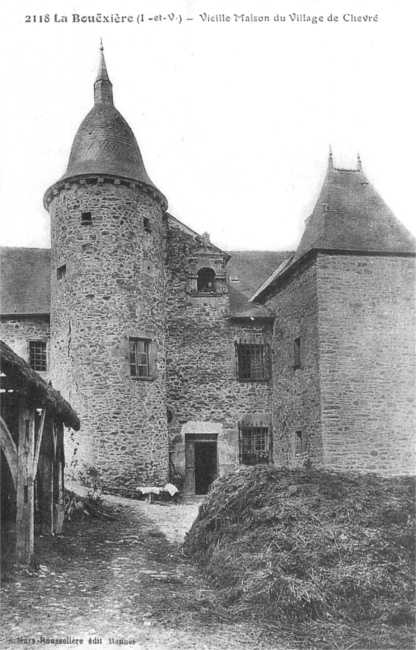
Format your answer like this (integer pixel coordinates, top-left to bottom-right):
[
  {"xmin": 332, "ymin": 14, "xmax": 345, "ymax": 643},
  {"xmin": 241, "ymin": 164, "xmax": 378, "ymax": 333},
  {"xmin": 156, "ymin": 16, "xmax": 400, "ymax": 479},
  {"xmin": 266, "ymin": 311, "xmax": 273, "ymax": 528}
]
[
  {"xmin": 0, "ymin": 247, "xmax": 51, "ymax": 315},
  {"xmin": 251, "ymin": 155, "xmax": 416, "ymax": 302},
  {"xmin": 0, "ymin": 340, "xmax": 80, "ymax": 430}
]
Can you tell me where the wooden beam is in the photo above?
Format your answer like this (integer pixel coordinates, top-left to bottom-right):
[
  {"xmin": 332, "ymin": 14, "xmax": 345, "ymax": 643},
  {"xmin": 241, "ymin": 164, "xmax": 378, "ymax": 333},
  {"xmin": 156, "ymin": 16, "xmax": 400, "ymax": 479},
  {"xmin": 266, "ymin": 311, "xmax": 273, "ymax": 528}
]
[
  {"xmin": 53, "ymin": 422, "xmax": 65, "ymax": 534},
  {"xmin": 15, "ymin": 396, "xmax": 36, "ymax": 565},
  {"xmin": 33, "ymin": 408, "xmax": 46, "ymax": 477},
  {"xmin": 0, "ymin": 416, "xmax": 18, "ymax": 488},
  {"xmin": 38, "ymin": 454, "xmax": 54, "ymax": 535}
]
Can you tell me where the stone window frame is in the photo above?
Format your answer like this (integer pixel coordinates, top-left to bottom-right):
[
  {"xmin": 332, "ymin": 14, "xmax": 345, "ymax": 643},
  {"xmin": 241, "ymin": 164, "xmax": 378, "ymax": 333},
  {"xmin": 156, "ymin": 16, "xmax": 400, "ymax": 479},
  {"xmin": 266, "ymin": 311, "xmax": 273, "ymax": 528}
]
[
  {"xmin": 128, "ymin": 336, "xmax": 157, "ymax": 381},
  {"xmin": 235, "ymin": 340, "xmax": 271, "ymax": 382},
  {"xmin": 28, "ymin": 340, "xmax": 48, "ymax": 373},
  {"xmin": 238, "ymin": 415, "xmax": 272, "ymax": 465}
]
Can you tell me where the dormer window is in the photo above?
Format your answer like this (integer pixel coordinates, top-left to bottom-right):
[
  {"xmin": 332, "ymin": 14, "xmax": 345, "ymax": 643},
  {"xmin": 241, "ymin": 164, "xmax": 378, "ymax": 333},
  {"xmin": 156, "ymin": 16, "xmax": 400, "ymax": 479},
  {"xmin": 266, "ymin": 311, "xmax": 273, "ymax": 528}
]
[{"xmin": 197, "ymin": 268, "xmax": 216, "ymax": 293}]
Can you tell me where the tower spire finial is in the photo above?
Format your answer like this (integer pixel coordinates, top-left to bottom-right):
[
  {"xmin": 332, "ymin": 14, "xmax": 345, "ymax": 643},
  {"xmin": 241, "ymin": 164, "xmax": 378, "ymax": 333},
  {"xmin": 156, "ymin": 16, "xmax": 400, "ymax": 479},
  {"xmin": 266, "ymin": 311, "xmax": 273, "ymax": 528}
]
[
  {"xmin": 328, "ymin": 145, "xmax": 334, "ymax": 170},
  {"xmin": 94, "ymin": 40, "xmax": 113, "ymax": 105},
  {"xmin": 357, "ymin": 152, "xmax": 363, "ymax": 172}
]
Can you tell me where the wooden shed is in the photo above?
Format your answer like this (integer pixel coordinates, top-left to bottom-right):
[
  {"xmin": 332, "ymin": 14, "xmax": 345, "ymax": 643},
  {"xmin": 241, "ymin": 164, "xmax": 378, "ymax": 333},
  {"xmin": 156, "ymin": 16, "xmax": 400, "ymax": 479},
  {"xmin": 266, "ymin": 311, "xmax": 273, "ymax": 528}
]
[{"xmin": 0, "ymin": 340, "xmax": 80, "ymax": 565}]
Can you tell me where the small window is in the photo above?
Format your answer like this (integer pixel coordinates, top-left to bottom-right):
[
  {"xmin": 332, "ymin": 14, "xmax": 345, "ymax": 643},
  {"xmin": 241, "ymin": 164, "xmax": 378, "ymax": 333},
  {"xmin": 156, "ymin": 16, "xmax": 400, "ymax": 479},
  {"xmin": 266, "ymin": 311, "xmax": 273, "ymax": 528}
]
[
  {"xmin": 143, "ymin": 217, "xmax": 151, "ymax": 233},
  {"xmin": 129, "ymin": 338, "xmax": 150, "ymax": 378},
  {"xmin": 293, "ymin": 337, "xmax": 302, "ymax": 368},
  {"xmin": 197, "ymin": 268, "xmax": 216, "ymax": 292},
  {"xmin": 235, "ymin": 342, "xmax": 270, "ymax": 381},
  {"xmin": 29, "ymin": 341, "xmax": 47, "ymax": 372},
  {"xmin": 57, "ymin": 264, "xmax": 66, "ymax": 280},
  {"xmin": 295, "ymin": 430, "xmax": 307, "ymax": 455},
  {"xmin": 167, "ymin": 408, "xmax": 174, "ymax": 425},
  {"xmin": 240, "ymin": 425, "xmax": 271, "ymax": 465},
  {"xmin": 81, "ymin": 211, "xmax": 92, "ymax": 225}
]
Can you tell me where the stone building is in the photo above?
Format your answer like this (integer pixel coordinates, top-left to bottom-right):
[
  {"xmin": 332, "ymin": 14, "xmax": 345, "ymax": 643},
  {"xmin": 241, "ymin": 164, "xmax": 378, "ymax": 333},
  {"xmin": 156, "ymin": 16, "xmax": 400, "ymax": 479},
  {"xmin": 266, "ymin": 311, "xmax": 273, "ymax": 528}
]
[{"xmin": 1, "ymin": 49, "xmax": 415, "ymax": 494}]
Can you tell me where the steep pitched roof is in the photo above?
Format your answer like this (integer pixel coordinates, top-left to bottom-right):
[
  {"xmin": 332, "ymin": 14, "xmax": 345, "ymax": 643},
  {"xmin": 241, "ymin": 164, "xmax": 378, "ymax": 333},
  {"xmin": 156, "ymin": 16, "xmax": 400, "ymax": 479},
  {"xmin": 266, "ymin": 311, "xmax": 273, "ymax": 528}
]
[
  {"xmin": 293, "ymin": 159, "xmax": 415, "ymax": 260},
  {"xmin": 226, "ymin": 251, "xmax": 292, "ymax": 318},
  {"xmin": 0, "ymin": 248, "xmax": 51, "ymax": 315},
  {"xmin": 251, "ymin": 156, "xmax": 416, "ymax": 302}
]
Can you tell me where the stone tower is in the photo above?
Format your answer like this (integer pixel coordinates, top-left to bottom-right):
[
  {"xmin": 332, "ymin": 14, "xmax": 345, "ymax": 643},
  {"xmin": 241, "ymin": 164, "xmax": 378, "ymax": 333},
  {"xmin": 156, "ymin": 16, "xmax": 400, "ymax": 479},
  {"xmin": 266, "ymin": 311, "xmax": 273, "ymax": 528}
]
[
  {"xmin": 252, "ymin": 152, "xmax": 416, "ymax": 476},
  {"xmin": 44, "ymin": 46, "xmax": 169, "ymax": 492}
]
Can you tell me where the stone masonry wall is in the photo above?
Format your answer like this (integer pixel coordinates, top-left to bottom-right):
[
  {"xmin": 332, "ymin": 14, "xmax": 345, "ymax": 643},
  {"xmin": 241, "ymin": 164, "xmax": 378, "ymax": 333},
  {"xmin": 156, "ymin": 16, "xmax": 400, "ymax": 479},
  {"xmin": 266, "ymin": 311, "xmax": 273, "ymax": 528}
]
[
  {"xmin": 165, "ymin": 224, "xmax": 273, "ymax": 484},
  {"xmin": 49, "ymin": 180, "xmax": 168, "ymax": 492},
  {"xmin": 0, "ymin": 317, "xmax": 50, "ymax": 382},
  {"xmin": 265, "ymin": 259, "xmax": 323, "ymax": 468},
  {"xmin": 317, "ymin": 253, "xmax": 416, "ymax": 475}
]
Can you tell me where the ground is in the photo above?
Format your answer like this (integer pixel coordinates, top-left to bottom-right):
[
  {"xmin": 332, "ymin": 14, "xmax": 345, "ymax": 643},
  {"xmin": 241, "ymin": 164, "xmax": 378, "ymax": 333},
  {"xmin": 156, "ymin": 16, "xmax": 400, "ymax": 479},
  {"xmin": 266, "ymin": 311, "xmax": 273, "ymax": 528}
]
[{"xmin": 0, "ymin": 496, "xmax": 287, "ymax": 650}]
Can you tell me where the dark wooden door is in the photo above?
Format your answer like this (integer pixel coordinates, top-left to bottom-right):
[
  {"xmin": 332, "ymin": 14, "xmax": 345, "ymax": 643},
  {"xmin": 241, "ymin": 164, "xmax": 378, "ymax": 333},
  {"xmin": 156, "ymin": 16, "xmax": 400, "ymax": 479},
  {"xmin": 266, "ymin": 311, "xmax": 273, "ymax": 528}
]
[{"xmin": 194, "ymin": 442, "xmax": 217, "ymax": 495}]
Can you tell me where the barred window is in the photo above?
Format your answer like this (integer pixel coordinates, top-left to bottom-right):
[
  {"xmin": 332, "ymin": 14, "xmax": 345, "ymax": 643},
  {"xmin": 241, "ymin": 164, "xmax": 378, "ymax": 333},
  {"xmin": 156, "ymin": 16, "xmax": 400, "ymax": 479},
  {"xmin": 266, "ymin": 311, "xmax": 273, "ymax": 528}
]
[
  {"xmin": 129, "ymin": 338, "xmax": 150, "ymax": 378},
  {"xmin": 29, "ymin": 341, "xmax": 47, "ymax": 372},
  {"xmin": 235, "ymin": 342, "xmax": 270, "ymax": 381},
  {"xmin": 239, "ymin": 424, "xmax": 272, "ymax": 465}
]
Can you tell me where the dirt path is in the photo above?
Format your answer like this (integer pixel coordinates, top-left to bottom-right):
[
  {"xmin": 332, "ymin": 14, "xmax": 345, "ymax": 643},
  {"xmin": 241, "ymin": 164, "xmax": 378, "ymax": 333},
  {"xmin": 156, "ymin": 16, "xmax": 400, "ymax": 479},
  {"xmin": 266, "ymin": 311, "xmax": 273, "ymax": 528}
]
[{"xmin": 1, "ymin": 497, "xmax": 285, "ymax": 650}]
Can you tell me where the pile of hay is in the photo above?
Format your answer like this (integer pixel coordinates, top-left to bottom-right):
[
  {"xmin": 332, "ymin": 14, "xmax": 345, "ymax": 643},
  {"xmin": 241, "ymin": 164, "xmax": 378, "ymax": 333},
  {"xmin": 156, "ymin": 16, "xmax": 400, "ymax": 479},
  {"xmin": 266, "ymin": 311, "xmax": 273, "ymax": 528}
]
[{"xmin": 183, "ymin": 466, "xmax": 415, "ymax": 626}]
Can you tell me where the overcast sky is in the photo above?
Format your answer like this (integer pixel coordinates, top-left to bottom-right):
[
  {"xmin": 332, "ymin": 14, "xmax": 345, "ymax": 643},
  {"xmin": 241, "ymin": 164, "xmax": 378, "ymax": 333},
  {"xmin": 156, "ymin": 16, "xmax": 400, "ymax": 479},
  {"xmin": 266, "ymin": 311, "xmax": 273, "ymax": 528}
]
[{"xmin": 0, "ymin": 0, "xmax": 415, "ymax": 252}]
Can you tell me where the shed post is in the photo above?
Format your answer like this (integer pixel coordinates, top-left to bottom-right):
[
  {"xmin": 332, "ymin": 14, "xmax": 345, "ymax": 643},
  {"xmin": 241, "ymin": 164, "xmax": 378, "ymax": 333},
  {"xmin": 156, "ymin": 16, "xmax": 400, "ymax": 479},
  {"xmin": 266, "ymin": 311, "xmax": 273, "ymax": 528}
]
[
  {"xmin": 15, "ymin": 396, "xmax": 36, "ymax": 565},
  {"xmin": 53, "ymin": 421, "xmax": 65, "ymax": 534}
]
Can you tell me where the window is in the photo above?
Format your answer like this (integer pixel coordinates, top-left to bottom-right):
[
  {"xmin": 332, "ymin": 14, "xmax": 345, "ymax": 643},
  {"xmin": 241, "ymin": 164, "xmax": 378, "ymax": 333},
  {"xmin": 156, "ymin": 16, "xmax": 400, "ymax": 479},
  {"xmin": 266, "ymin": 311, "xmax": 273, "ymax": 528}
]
[
  {"xmin": 197, "ymin": 268, "xmax": 216, "ymax": 292},
  {"xmin": 129, "ymin": 338, "xmax": 150, "ymax": 378},
  {"xmin": 81, "ymin": 211, "xmax": 92, "ymax": 225},
  {"xmin": 143, "ymin": 217, "xmax": 151, "ymax": 233},
  {"xmin": 57, "ymin": 264, "xmax": 66, "ymax": 280},
  {"xmin": 295, "ymin": 430, "xmax": 307, "ymax": 454},
  {"xmin": 235, "ymin": 342, "xmax": 270, "ymax": 381},
  {"xmin": 29, "ymin": 341, "xmax": 47, "ymax": 372},
  {"xmin": 293, "ymin": 337, "xmax": 302, "ymax": 368},
  {"xmin": 239, "ymin": 425, "xmax": 271, "ymax": 465}
]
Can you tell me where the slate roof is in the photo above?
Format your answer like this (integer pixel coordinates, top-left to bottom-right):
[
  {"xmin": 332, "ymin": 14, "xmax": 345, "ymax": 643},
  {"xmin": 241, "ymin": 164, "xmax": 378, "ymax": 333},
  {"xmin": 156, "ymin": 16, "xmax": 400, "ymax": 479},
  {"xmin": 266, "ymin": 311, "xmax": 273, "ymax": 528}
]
[
  {"xmin": 251, "ymin": 158, "xmax": 416, "ymax": 302},
  {"xmin": 226, "ymin": 251, "xmax": 292, "ymax": 318},
  {"xmin": 0, "ymin": 248, "xmax": 51, "ymax": 315},
  {"xmin": 293, "ymin": 163, "xmax": 416, "ymax": 261},
  {"xmin": 45, "ymin": 48, "xmax": 164, "ymax": 202}
]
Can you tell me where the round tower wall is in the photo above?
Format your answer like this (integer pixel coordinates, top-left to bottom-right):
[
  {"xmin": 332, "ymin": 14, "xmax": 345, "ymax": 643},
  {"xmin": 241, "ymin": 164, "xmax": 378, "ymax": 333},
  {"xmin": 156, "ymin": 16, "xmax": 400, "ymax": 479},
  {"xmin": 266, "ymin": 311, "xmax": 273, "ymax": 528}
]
[{"xmin": 48, "ymin": 180, "xmax": 168, "ymax": 492}]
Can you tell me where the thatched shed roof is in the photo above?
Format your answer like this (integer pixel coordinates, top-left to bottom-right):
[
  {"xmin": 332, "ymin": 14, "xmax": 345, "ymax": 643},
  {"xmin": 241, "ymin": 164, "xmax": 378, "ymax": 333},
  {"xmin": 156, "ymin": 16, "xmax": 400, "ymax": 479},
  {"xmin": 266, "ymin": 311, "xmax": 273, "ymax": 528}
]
[{"xmin": 0, "ymin": 341, "xmax": 80, "ymax": 430}]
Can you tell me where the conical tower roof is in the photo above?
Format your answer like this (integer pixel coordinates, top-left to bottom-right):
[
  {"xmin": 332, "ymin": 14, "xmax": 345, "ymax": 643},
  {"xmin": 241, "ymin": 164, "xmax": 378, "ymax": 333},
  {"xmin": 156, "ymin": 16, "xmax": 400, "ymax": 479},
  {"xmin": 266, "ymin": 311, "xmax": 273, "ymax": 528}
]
[
  {"xmin": 293, "ymin": 153, "xmax": 415, "ymax": 261},
  {"xmin": 55, "ymin": 45, "xmax": 163, "ymax": 195}
]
